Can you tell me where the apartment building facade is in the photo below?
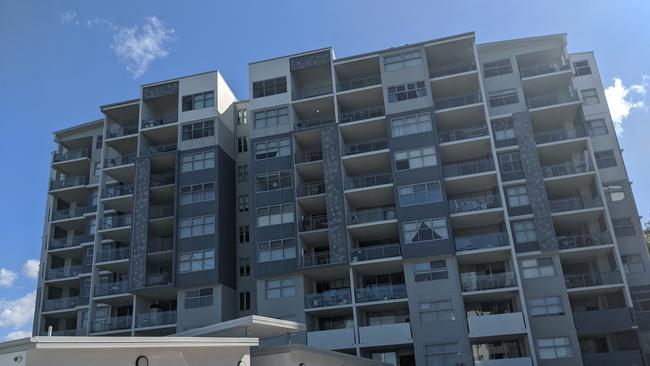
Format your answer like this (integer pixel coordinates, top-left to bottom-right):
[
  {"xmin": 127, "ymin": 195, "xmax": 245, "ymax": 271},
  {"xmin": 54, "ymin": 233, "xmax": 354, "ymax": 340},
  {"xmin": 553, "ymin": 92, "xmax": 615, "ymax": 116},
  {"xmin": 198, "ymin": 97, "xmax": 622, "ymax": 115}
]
[{"xmin": 34, "ymin": 32, "xmax": 650, "ymax": 366}]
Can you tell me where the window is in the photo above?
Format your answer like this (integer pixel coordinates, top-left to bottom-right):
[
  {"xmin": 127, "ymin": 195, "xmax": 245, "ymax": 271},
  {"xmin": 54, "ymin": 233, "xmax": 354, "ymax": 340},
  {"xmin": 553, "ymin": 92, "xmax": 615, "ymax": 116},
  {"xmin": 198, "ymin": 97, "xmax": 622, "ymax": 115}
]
[
  {"xmin": 180, "ymin": 182, "xmax": 215, "ymax": 205},
  {"xmin": 492, "ymin": 118, "xmax": 516, "ymax": 141},
  {"xmin": 513, "ymin": 220, "xmax": 537, "ymax": 243},
  {"xmin": 384, "ymin": 50, "xmax": 422, "ymax": 71},
  {"xmin": 419, "ymin": 300, "xmax": 455, "ymax": 322},
  {"xmin": 237, "ymin": 165, "xmax": 248, "ymax": 182},
  {"xmin": 387, "ymin": 81, "xmax": 427, "ymax": 103},
  {"xmin": 237, "ymin": 109, "xmax": 248, "ymax": 125},
  {"xmin": 403, "ymin": 218, "xmax": 449, "ymax": 243},
  {"xmin": 425, "ymin": 343, "xmax": 461, "ymax": 366},
  {"xmin": 538, "ymin": 337, "xmax": 573, "ymax": 360},
  {"xmin": 94, "ymin": 162, "xmax": 101, "ymax": 176},
  {"xmin": 181, "ymin": 150, "xmax": 215, "ymax": 172},
  {"xmin": 182, "ymin": 120, "xmax": 214, "ymax": 140},
  {"xmin": 498, "ymin": 151, "xmax": 522, "ymax": 173},
  {"xmin": 255, "ymin": 138, "xmax": 291, "ymax": 160},
  {"xmin": 398, "ymin": 181, "xmax": 443, "ymax": 206},
  {"xmin": 179, "ymin": 215, "xmax": 215, "ymax": 238},
  {"xmin": 185, "ymin": 288, "xmax": 213, "ymax": 308},
  {"xmin": 252, "ymin": 77, "xmax": 287, "ymax": 98},
  {"xmin": 395, "ymin": 147, "xmax": 437, "ymax": 170},
  {"xmin": 265, "ymin": 278, "xmax": 296, "ymax": 299},
  {"xmin": 414, "ymin": 260, "xmax": 448, "ymax": 282},
  {"xmin": 603, "ymin": 183, "xmax": 626, "ymax": 202},
  {"xmin": 89, "ymin": 217, "xmax": 96, "ymax": 235},
  {"xmin": 632, "ymin": 288, "xmax": 650, "ymax": 313},
  {"xmin": 239, "ymin": 258, "xmax": 251, "ymax": 276},
  {"xmin": 178, "ymin": 249, "xmax": 215, "ymax": 273},
  {"xmin": 612, "ymin": 217, "xmax": 636, "ymax": 236},
  {"xmin": 238, "ymin": 195, "xmax": 249, "ymax": 212},
  {"xmin": 489, "ymin": 89, "xmax": 519, "ymax": 107},
  {"xmin": 239, "ymin": 291, "xmax": 251, "ymax": 311},
  {"xmin": 239, "ymin": 225, "xmax": 250, "ymax": 243},
  {"xmin": 530, "ymin": 296, "xmax": 564, "ymax": 317},
  {"xmin": 96, "ymin": 135, "xmax": 103, "ymax": 149},
  {"xmin": 257, "ymin": 239, "xmax": 296, "ymax": 262},
  {"xmin": 521, "ymin": 257, "xmax": 555, "ymax": 279},
  {"xmin": 90, "ymin": 190, "xmax": 98, "ymax": 207},
  {"xmin": 256, "ymin": 171, "xmax": 292, "ymax": 192},
  {"xmin": 506, "ymin": 186, "xmax": 529, "ymax": 207},
  {"xmin": 238, "ymin": 137, "xmax": 248, "ymax": 153},
  {"xmin": 581, "ymin": 89, "xmax": 600, "ymax": 105},
  {"xmin": 390, "ymin": 112, "xmax": 433, "ymax": 137},
  {"xmin": 182, "ymin": 91, "xmax": 214, "ymax": 111},
  {"xmin": 622, "ymin": 254, "xmax": 645, "ymax": 274},
  {"xmin": 257, "ymin": 204, "xmax": 294, "ymax": 227},
  {"xmin": 594, "ymin": 150, "xmax": 617, "ymax": 168},
  {"xmin": 253, "ymin": 107, "xmax": 289, "ymax": 129},
  {"xmin": 483, "ymin": 59, "xmax": 513, "ymax": 77},
  {"xmin": 574, "ymin": 60, "xmax": 592, "ymax": 76},
  {"xmin": 586, "ymin": 118, "xmax": 608, "ymax": 136}
]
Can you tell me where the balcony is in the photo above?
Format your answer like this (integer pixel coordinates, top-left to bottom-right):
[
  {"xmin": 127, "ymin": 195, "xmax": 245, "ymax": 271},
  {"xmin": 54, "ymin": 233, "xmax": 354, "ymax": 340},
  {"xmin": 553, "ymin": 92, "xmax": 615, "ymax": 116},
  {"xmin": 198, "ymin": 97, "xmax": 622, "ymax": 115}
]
[
  {"xmin": 348, "ymin": 206, "xmax": 396, "ymax": 225},
  {"xmin": 467, "ymin": 312, "xmax": 526, "ymax": 338},
  {"xmin": 292, "ymin": 85, "xmax": 333, "ymax": 101},
  {"xmin": 358, "ymin": 322, "xmax": 413, "ymax": 347},
  {"xmin": 104, "ymin": 155, "xmax": 136, "ymax": 168},
  {"xmin": 150, "ymin": 172, "xmax": 175, "ymax": 187},
  {"xmin": 535, "ymin": 128, "xmax": 586, "ymax": 145},
  {"xmin": 339, "ymin": 106, "xmax": 385, "ymax": 124},
  {"xmin": 343, "ymin": 139, "xmax": 388, "ymax": 156},
  {"xmin": 455, "ymin": 232, "xmax": 509, "ymax": 252},
  {"xmin": 141, "ymin": 113, "xmax": 178, "ymax": 129},
  {"xmin": 135, "ymin": 310, "xmax": 176, "ymax": 328},
  {"xmin": 44, "ymin": 329, "xmax": 78, "ymax": 336},
  {"xmin": 307, "ymin": 328, "xmax": 355, "ymax": 350},
  {"xmin": 49, "ymin": 234, "xmax": 94, "ymax": 250},
  {"xmin": 149, "ymin": 204, "xmax": 173, "ymax": 219},
  {"xmin": 102, "ymin": 184, "xmax": 133, "ymax": 198},
  {"xmin": 45, "ymin": 265, "xmax": 82, "ymax": 280},
  {"xmin": 51, "ymin": 206, "xmax": 94, "ymax": 221},
  {"xmin": 355, "ymin": 284, "xmax": 407, "ymax": 303},
  {"xmin": 295, "ymin": 150, "xmax": 323, "ymax": 164},
  {"xmin": 294, "ymin": 116, "xmax": 335, "ymax": 130},
  {"xmin": 564, "ymin": 271, "xmax": 623, "ymax": 289},
  {"xmin": 99, "ymin": 214, "xmax": 132, "ymax": 230},
  {"xmin": 299, "ymin": 251, "xmax": 337, "ymax": 268},
  {"xmin": 430, "ymin": 62, "xmax": 477, "ymax": 79},
  {"xmin": 145, "ymin": 272, "xmax": 171, "ymax": 287},
  {"xmin": 444, "ymin": 158, "xmax": 494, "ymax": 178},
  {"xmin": 542, "ymin": 160, "xmax": 592, "ymax": 178},
  {"xmin": 52, "ymin": 150, "xmax": 89, "ymax": 163},
  {"xmin": 147, "ymin": 237, "xmax": 173, "ymax": 253},
  {"xmin": 50, "ymin": 176, "xmax": 87, "ymax": 191},
  {"xmin": 449, "ymin": 194, "xmax": 501, "ymax": 214},
  {"xmin": 337, "ymin": 75, "xmax": 381, "ymax": 92},
  {"xmin": 299, "ymin": 216, "xmax": 328, "ymax": 232},
  {"xmin": 475, "ymin": 358, "xmax": 533, "ymax": 366},
  {"xmin": 305, "ymin": 288, "xmax": 352, "ymax": 309},
  {"xmin": 350, "ymin": 243, "xmax": 401, "ymax": 263},
  {"xmin": 141, "ymin": 143, "xmax": 176, "ymax": 156},
  {"xmin": 94, "ymin": 279, "xmax": 129, "ymax": 297},
  {"xmin": 92, "ymin": 315, "xmax": 132, "ymax": 333},
  {"xmin": 581, "ymin": 350, "xmax": 644, "ymax": 366},
  {"xmin": 97, "ymin": 247, "xmax": 130, "ymax": 262},
  {"xmin": 527, "ymin": 89, "xmax": 579, "ymax": 110},
  {"xmin": 344, "ymin": 172, "xmax": 392, "ymax": 190},
  {"xmin": 557, "ymin": 233, "xmax": 612, "ymax": 250},
  {"xmin": 461, "ymin": 272, "xmax": 517, "ymax": 292},
  {"xmin": 42, "ymin": 296, "xmax": 86, "ymax": 312},
  {"xmin": 439, "ymin": 124, "xmax": 488, "ymax": 143},
  {"xmin": 550, "ymin": 197, "xmax": 602, "ymax": 214},
  {"xmin": 520, "ymin": 63, "xmax": 571, "ymax": 79},
  {"xmin": 573, "ymin": 308, "xmax": 635, "ymax": 334},
  {"xmin": 296, "ymin": 181, "xmax": 325, "ymax": 198},
  {"xmin": 434, "ymin": 92, "xmax": 482, "ymax": 111},
  {"xmin": 106, "ymin": 126, "xmax": 138, "ymax": 139}
]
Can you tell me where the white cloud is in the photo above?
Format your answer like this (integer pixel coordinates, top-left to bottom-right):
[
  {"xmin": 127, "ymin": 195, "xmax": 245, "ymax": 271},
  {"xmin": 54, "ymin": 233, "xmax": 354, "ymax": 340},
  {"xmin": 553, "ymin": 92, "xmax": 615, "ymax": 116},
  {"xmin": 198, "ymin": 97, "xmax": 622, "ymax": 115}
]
[
  {"xmin": 59, "ymin": 10, "xmax": 78, "ymax": 25},
  {"xmin": 0, "ymin": 291, "xmax": 36, "ymax": 329},
  {"xmin": 21, "ymin": 259, "xmax": 39, "ymax": 280},
  {"xmin": 111, "ymin": 16, "xmax": 176, "ymax": 78},
  {"xmin": 604, "ymin": 75, "xmax": 648, "ymax": 135},
  {"xmin": 0, "ymin": 268, "xmax": 17, "ymax": 288},
  {"xmin": 5, "ymin": 330, "xmax": 30, "ymax": 341}
]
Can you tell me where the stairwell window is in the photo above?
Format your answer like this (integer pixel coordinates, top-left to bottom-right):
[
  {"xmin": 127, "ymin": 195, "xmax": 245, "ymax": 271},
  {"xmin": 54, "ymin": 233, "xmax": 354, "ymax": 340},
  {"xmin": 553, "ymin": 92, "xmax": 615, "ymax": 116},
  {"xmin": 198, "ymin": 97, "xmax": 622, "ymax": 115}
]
[
  {"xmin": 185, "ymin": 288, "xmax": 213, "ymax": 308},
  {"xmin": 387, "ymin": 81, "xmax": 427, "ymax": 103},
  {"xmin": 513, "ymin": 220, "xmax": 537, "ymax": 244},
  {"xmin": 238, "ymin": 137, "xmax": 248, "ymax": 153},
  {"xmin": 594, "ymin": 150, "xmax": 617, "ymax": 168},
  {"xmin": 622, "ymin": 254, "xmax": 645, "ymax": 274},
  {"xmin": 182, "ymin": 91, "xmax": 214, "ymax": 111},
  {"xmin": 257, "ymin": 204, "xmax": 294, "ymax": 227},
  {"xmin": 390, "ymin": 112, "xmax": 432, "ymax": 137},
  {"xmin": 395, "ymin": 147, "xmax": 437, "ymax": 170},
  {"xmin": 403, "ymin": 218, "xmax": 449, "ymax": 243},
  {"xmin": 489, "ymin": 89, "xmax": 519, "ymax": 107},
  {"xmin": 581, "ymin": 88, "xmax": 600, "ymax": 105},
  {"xmin": 613, "ymin": 217, "xmax": 636, "ymax": 237},
  {"xmin": 492, "ymin": 118, "xmax": 516, "ymax": 141},
  {"xmin": 586, "ymin": 118, "xmax": 608, "ymax": 136},
  {"xmin": 506, "ymin": 186, "xmax": 530, "ymax": 207},
  {"xmin": 574, "ymin": 60, "xmax": 592, "ymax": 76}
]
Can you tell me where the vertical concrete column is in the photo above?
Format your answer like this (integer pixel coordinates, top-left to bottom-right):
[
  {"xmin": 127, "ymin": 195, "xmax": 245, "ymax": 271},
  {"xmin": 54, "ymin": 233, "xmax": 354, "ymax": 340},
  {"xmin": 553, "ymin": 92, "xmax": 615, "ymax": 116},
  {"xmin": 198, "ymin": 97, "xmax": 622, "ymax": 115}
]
[
  {"xmin": 321, "ymin": 125, "xmax": 349, "ymax": 263},
  {"xmin": 129, "ymin": 157, "xmax": 151, "ymax": 289}
]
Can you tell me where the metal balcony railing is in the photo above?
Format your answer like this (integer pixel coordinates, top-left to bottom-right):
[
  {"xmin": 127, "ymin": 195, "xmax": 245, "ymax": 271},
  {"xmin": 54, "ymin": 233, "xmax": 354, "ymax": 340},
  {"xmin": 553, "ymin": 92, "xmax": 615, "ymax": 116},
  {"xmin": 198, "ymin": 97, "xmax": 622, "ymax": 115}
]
[
  {"xmin": 140, "ymin": 143, "xmax": 177, "ymax": 156},
  {"xmin": 299, "ymin": 251, "xmax": 335, "ymax": 268},
  {"xmin": 449, "ymin": 194, "xmax": 501, "ymax": 214},
  {"xmin": 438, "ymin": 124, "xmax": 488, "ymax": 143},
  {"xmin": 50, "ymin": 176, "xmax": 87, "ymax": 190},
  {"xmin": 99, "ymin": 214, "xmax": 132, "ymax": 230},
  {"xmin": 149, "ymin": 204, "xmax": 174, "ymax": 219},
  {"xmin": 520, "ymin": 62, "xmax": 571, "ymax": 78},
  {"xmin": 135, "ymin": 310, "xmax": 177, "ymax": 328},
  {"xmin": 434, "ymin": 92, "xmax": 482, "ymax": 111},
  {"xmin": 294, "ymin": 116, "xmax": 335, "ymax": 130},
  {"xmin": 292, "ymin": 85, "xmax": 333, "ymax": 101},
  {"xmin": 305, "ymin": 288, "xmax": 352, "ymax": 309},
  {"xmin": 350, "ymin": 243, "xmax": 401, "ymax": 262},
  {"xmin": 461, "ymin": 272, "xmax": 517, "ymax": 292},
  {"xmin": 45, "ymin": 265, "xmax": 82, "ymax": 280},
  {"xmin": 344, "ymin": 139, "xmax": 388, "ymax": 156},
  {"xmin": 557, "ymin": 232, "xmax": 613, "ymax": 250},
  {"xmin": 45, "ymin": 329, "xmax": 78, "ymax": 336},
  {"xmin": 443, "ymin": 158, "xmax": 494, "ymax": 178},
  {"xmin": 339, "ymin": 106, "xmax": 385, "ymax": 123},
  {"xmin": 104, "ymin": 154, "xmax": 136, "ymax": 168},
  {"xmin": 429, "ymin": 62, "xmax": 477, "ymax": 79},
  {"xmin": 534, "ymin": 128, "xmax": 586, "ymax": 144},
  {"xmin": 92, "ymin": 315, "xmax": 132, "ymax": 332},
  {"xmin": 94, "ymin": 279, "xmax": 129, "ymax": 297},
  {"xmin": 355, "ymin": 284, "xmax": 407, "ymax": 303},
  {"xmin": 300, "ymin": 216, "xmax": 328, "ymax": 232},
  {"xmin": 97, "ymin": 247, "xmax": 130, "ymax": 262},
  {"xmin": 141, "ymin": 113, "xmax": 178, "ymax": 128},
  {"xmin": 455, "ymin": 232, "xmax": 510, "ymax": 252},
  {"xmin": 549, "ymin": 197, "xmax": 584, "ymax": 213},
  {"xmin": 145, "ymin": 272, "xmax": 172, "ymax": 287},
  {"xmin": 344, "ymin": 172, "xmax": 392, "ymax": 190},
  {"xmin": 52, "ymin": 149, "xmax": 89, "ymax": 163},
  {"xmin": 295, "ymin": 150, "xmax": 323, "ymax": 164},
  {"xmin": 296, "ymin": 181, "xmax": 325, "ymax": 197},
  {"xmin": 348, "ymin": 206, "xmax": 396, "ymax": 225},
  {"xmin": 337, "ymin": 75, "xmax": 382, "ymax": 91},
  {"xmin": 147, "ymin": 237, "xmax": 173, "ymax": 253},
  {"xmin": 102, "ymin": 184, "xmax": 133, "ymax": 198},
  {"xmin": 42, "ymin": 296, "xmax": 87, "ymax": 311},
  {"xmin": 564, "ymin": 271, "xmax": 623, "ymax": 289},
  {"xmin": 150, "ymin": 172, "xmax": 175, "ymax": 187},
  {"xmin": 51, "ymin": 206, "xmax": 95, "ymax": 221},
  {"xmin": 106, "ymin": 126, "xmax": 138, "ymax": 139},
  {"xmin": 49, "ymin": 234, "xmax": 94, "ymax": 250},
  {"xmin": 527, "ymin": 89, "xmax": 579, "ymax": 109},
  {"xmin": 541, "ymin": 160, "xmax": 592, "ymax": 178}
]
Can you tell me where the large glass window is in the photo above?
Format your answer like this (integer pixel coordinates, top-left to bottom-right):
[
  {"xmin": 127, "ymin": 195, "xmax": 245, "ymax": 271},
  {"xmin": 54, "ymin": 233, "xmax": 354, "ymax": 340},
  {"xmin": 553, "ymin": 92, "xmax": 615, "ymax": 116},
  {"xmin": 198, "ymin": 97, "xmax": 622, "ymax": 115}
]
[
  {"xmin": 395, "ymin": 147, "xmax": 437, "ymax": 170},
  {"xmin": 498, "ymin": 151, "xmax": 523, "ymax": 173},
  {"xmin": 257, "ymin": 239, "xmax": 296, "ymax": 262},
  {"xmin": 256, "ymin": 170, "xmax": 292, "ymax": 192},
  {"xmin": 538, "ymin": 337, "xmax": 573, "ymax": 360},
  {"xmin": 181, "ymin": 150, "xmax": 215, "ymax": 172},
  {"xmin": 414, "ymin": 260, "xmax": 448, "ymax": 282},
  {"xmin": 573, "ymin": 60, "xmax": 592, "ymax": 76},
  {"xmin": 390, "ymin": 112, "xmax": 432, "ymax": 137},
  {"xmin": 425, "ymin": 343, "xmax": 461, "ymax": 366},
  {"xmin": 622, "ymin": 254, "xmax": 645, "ymax": 274},
  {"xmin": 403, "ymin": 218, "xmax": 449, "ymax": 243},
  {"xmin": 521, "ymin": 257, "xmax": 555, "ymax": 279},
  {"xmin": 182, "ymin": 120, "xmax": 214, "ymax": 140},
  {"xmin": 180, "ymin": 182, "xmax": 214, "ymax": 205},
  {"xmin": 255, "ymin": 138, "xmax": 291, "ymax": 160},
  {"xmin": 586, "ymin": 118, "xmax": 608, "ymax": 136},
  {"xmin": 398, "ymin": 181, "xmax": 443, "ymax": 206},
  {"xmin": 265, "ymin": 278, "xmax": 296, "ymax": 299},
  {"xmin": 513, "ymin": 220, "xmax": 537, "ymax": 243},
  {"xmin": 185, "ymin": 288, "xmax": 214, "ymax": 308},
  {"xmin": 530, "ymin": 296, "xmax": 564, "ymax": 317},
  {"xmin": 179, "ymin": 215, "xmax": 215, "ymax": 238},
  {"xmin": 506, "ymin": 186, "xmax": 529, "ymax": 207},
  {"xmin": 182, "ymin": 91, "xmax": 214, "ymax": 111},
  {"xmin": 253, "ymin": 107, "xmax": 289, "ymax": 129},
  {"xmin": 581, "ymin": 89, "xmax": 600, "ymax": 105},
  {"xmin": 419, "ymin": 301, "xmax": 455, "ymax": 322},
  {"xmin": 257, "ymin": 204, "xmax": 294, "ymax": 227},
  {"xmin": 179, "ymin": 249, "xmax": 215, "ymax": 273},
  {"xmin": 594, "ymin": 150, "xmax": 617, "ymax": 168},
  {"xmin": 387, "ymin": 81, "xmax": 427, "ymax": 103},
  {"xmin": 492, "ymin": 118, "xmax": 516, "ymax": 141},
  {"xmin": 384, "ymin": 50, "xmax": 423, "ymax": 71},
  {"xmin": 252, "ymin": 77, "xmax": 287, "ymax": 98},
  {"xmin": 613, "ymin": 217, "xmax": 636, "ymax": 236}
]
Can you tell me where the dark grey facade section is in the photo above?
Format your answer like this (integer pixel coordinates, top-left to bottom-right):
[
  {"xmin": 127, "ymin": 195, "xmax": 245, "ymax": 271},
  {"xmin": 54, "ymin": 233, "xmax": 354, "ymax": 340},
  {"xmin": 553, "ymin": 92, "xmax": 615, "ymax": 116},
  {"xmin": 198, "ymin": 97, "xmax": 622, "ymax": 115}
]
[
  {"xmin": 572, "ymin": 308, "xmax": 635, "ymax": 334},
  {"xmin": 217, "ymin": 147, "xmax": 236, "ymax": 289},
  {"xmin": 142, "ymin": 81, "xmax": 179, "ymax": 100},
  {"xmin": 512, "ymin": 111, "xmax": 558, "ymax": 252},
  {"xmin": 129, "ymin": 157, "xmax": 151, "ymax": 289},
  {"xmin": 321, "ymin": 125, "xmax": 348, "ymax": 263}
]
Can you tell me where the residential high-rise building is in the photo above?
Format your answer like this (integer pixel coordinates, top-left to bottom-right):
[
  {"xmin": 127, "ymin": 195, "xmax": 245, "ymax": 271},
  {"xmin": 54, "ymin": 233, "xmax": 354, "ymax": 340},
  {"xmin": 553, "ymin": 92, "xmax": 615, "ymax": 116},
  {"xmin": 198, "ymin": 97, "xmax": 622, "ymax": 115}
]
[{"xmin": 34, "ymin": 32, "xmax": 650, "ymax": 366}]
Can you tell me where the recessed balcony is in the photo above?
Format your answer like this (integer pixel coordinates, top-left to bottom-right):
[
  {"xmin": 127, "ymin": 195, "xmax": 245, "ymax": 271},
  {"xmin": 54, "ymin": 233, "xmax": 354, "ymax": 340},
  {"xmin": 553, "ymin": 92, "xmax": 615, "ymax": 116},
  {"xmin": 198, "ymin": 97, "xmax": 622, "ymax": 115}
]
[
  {"xmin": 106, "ymin": 126, "xmax": 138, "ymax": 140},
  {"xmin": 337, "ymin": 75, "xmax": 381, "ymax": 93},
  {"xmin": 140, "ymin": 143, "xmax": 177, "ymax": 157},
  {"xmin": 102, "ymin": 185, "xmax": 134, "ymax": 212},
  {"xmin": 467, "ymin": 312, "xmax": 526, "ymax": 338},
  {"xmin": 135, "ymin": 310, "xmax": 176, "ymax": 329},
  {"xmin": 45, "ymin": 265, "xmax": 82, "ymax": 281},
  {"xmin": 339, "ymin": 106, "xmax": 385, "ymax": 124},
  {"xmin": 294, "ymin": 116, "xmax": 335, "ymax": 130},
  {"xmin": 461, "ymin": 272, "xmax": 517, "ymax": 293},
  {"xmin": 439, "ymin": 123, "xmax": 489, "ymax": 144},
  {"xmin": 434, "ymin": 92, "xmax": 482, "ymax": 112},
  {"xmin": 355, "ymin": 284, "xmax": 407, "ymax": 304},
  {"xmin": 564, "ymin": 271, "xmax": 623, "ymax": 290},
  {"xmin": 430, "ymin": 61, "xmax": 477, "ymax": 79},
  {"xmin": 97, "ymin": 246, "xmax": 130, "ymax": 263},
  {"xmin": 91, "ymin": 315, "xmax": 132, "ymax": 333},
  {"xmin": 94, "ymin": 278, "xmax": 129, "ymax": 297},
  {"xmin": 141, "ymin": 113, "xmax": 178, "ymax": 129},
  {"xmin": 455, "ymin": 232, "xmax": 510, "ymax": 252},
  {"xmin": 147, "ymin": 237, "xmax": 173, "ymax": 254},
  {"xmin": 305, "ymin": 288, "xmax": 352, "ymax": 309},
  {"xmin": 299, "ymin": 251, "xmax": 342, "ymax": 268},
  {"xmin": 49, "ymin": 234, "xmax": 94, "ymax": 251},
  {"xmin": 98, "ymin": 214, "xmax": 132, "ymax": 241},
  {"xmin": 52, "ymin": 150, "xmax": 91, "ymax": 176},
  {"xmin": 527, "ymin": 89, "xmax": 580, "ymax": 111},
  {"xmin": 557, "ymin": 232, "xmax": 613, "ymax": 251},
  {"xmin": 549, "ymin": 196, "xmax": 603, "ymax": 215},
  {"xmin": 541, "ymin": 160, "xmax": 593, "ymax": 179},
  {"xmin": 42, "ymin": 296, "xmax": 87, "ymax": 312},
  {"xmin": 449, "ymin": 193, "xmax": 501, "ymax": 215},
  {"xmin": 145, "ymin": 272, "xmax": 172, "ymax": 287},
  {"xmin": 350, "ymin": 243, "xmax": 401, "ymax": 263},
  {"xmin": 520, "ymin": 62, "xmax": 571, "ymax": 79},
  {"xmin": 535, "ymin": 127, "xmax": 586, "ymax": 145},
  {"xmin": 49, "ymin": 177, "xmax": 87, "ymax": 201},
  {"xmin": 358, "ymin": 322, "xmax": 413, "ymax": 347},
  {"xmin": 444, "ymin": 158, "xmax": 495, "ymax": 179},
  {"xmin": 292, "ymin": 85, "xmax": 333, "ymax": 101}
]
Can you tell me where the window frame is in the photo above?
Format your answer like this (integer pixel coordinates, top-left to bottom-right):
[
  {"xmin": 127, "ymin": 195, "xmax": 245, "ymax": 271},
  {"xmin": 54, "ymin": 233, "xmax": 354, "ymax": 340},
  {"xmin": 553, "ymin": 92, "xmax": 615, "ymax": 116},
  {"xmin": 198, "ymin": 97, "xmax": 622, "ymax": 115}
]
[
  {"xmin": 403, "ymin": 217, "xmax": 449, "ymax": 244},
  {"xmin": 394, "ymin": 146, "xmax": 438, "ymax": 171}
]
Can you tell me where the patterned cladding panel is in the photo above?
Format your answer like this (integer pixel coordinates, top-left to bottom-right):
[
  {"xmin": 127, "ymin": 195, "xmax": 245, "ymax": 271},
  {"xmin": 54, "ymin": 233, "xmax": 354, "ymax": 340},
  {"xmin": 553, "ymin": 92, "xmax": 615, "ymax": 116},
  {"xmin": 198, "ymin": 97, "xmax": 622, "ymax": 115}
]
[
  {"xmin": 321, "ymin": 125, "xmax": 349, "ymax": 263},
  {"xmin": 129, "ymin": 157, "xmax": 151, "ymax": 289}
]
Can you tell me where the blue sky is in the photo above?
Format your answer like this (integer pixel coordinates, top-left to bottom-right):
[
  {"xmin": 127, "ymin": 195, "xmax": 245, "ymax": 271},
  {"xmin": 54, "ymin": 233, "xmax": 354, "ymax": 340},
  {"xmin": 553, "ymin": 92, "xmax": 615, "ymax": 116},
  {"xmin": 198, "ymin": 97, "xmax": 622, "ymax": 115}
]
[{"xmin": 1, "ymin": 0, "xmax": 649, "ymax": 340}]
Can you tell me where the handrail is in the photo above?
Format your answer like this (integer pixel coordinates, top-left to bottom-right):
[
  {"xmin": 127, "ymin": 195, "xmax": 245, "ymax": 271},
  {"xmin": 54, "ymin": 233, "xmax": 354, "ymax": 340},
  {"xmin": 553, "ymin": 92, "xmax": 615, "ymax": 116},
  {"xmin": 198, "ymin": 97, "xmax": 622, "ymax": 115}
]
[
  {"xmin": 520, "ymin": 62, "xmax": 571, "ymax": 78},
  {"xmin": 541, "ymin": 160, "xmax": 591, "ymax": 178},
  {"xmin": 141, "ymin": 113, "xmax": 178, "ymax": 128},
  {"xmin": 355, "ymin": 284, "xmax": 407, "ymax": 303},
  {"xmin": 106, "ymin": 126, "xmax": 138, "ymax": 139},
  {"xmin": 52, "ymin": 149, "xmax": 89, "ymax": 162},
  {"xmin": 460, "ymin": 272, "xmax": 517, "ymax": 292},
  {"xmin": 50, "ymin": 176, "xmax": 87, "ymax": 190},
  {"xmin": 337, "ymin": 75, "xmax": 382, "ymax": 91},
  {"xmin": 438, "ymin": 124, "xmax": 488, "ymax": 143},
  {"xmin": 443, "ymin": 158, "xmax": 494, "ymax": 178},
  {"xmin": 344, "ymin": 172, "xmax": 392, "ymax": 190},
  {"xmin": 296, "ymin": 181, "xmax": 325, "ymax": 197},
  {"xmin": 49, "ymin": 234, "xmax": 94, "ymax": 250},
  {"xmin": 150, "ymin": 172, "xmax": 175, "ymax": 187},
  {"xmin": 434, "ymin": 92, "xmax": 482, "ymax": 110},
  {"xmin": 305, "ymin": 288, "xmax": 352, "ymax": 309},
  {"xmin": 535, "ymin": 128, "xmax": 586, "ymax": 144},
  {"xmin": 527, "ymin": 89, "xmax": 579, "ymax": 109},
  {"xmin": 97, "ymin": 247, "xmax": 130, "ymax": 262},
  {"xmin": 429, "ymin": 62, "xmax": 477, "ymax": 79},
  {"xmin": 449, "ymin": 194, "xmax": 501, "ymax": 214},
  {"xmin": 350, "ymin": 243, "xmax": 401, "ymax": 262},
  {"xmin": 102, "ymin": 184, "xmax": 133, "ymax": 198},
  {"xmin": 292, "ymin": 85, "xmax": 333, "ymax": 101},
  {"xmin": 104, "ymin": 154, "xmax": 136, "ymax": 168},
  {"xmin": 295, "ymin": 116, "xmax": 335, "ymax": 130},
  {"xmin": 348, "ymin": 206, "xmax": 396, "ymax": 225},
  {"xmin": 339, "ymin": 106, "xmax": 385, "ymax": 123},
  {"xmin": 140, "ymin": 143, "xmax": 177, "ymax": 156},
  {"xmin": 300, "ymin": 216, "xmax": 328, "ymax": 232},
  {"xmin": 344, "ymin": 138, "xmax": 388, "ymax": 156},
  {"xmin": 51, "ymin": 205, "xmax": 95, "ymax": 221},
  {"xmin": 295, "ymin": 150, "xmax": 323, "ymax": 164},
  {"xmin": 455, "ymin": 232, "xmax": 509, "ymax": 252}
]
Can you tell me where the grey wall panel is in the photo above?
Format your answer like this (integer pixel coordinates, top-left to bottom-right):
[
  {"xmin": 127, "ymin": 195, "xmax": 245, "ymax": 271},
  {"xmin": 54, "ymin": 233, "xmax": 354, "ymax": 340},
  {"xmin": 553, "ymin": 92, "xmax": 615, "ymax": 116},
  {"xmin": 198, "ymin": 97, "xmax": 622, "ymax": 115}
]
[
  {"xmin": 217, "ymin": 147, "xmax": 236, "ymax": 289},
  {"xmin": 129, "ymin": 157, "xmax": 151, "ymax": 289},
  {"xmin": 321, "ymin": 125, "xmax": 348, "ymax": 263},
  {"xmin": 256, "ymin": 258, "xmax": 298, "ymax": 277}
]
